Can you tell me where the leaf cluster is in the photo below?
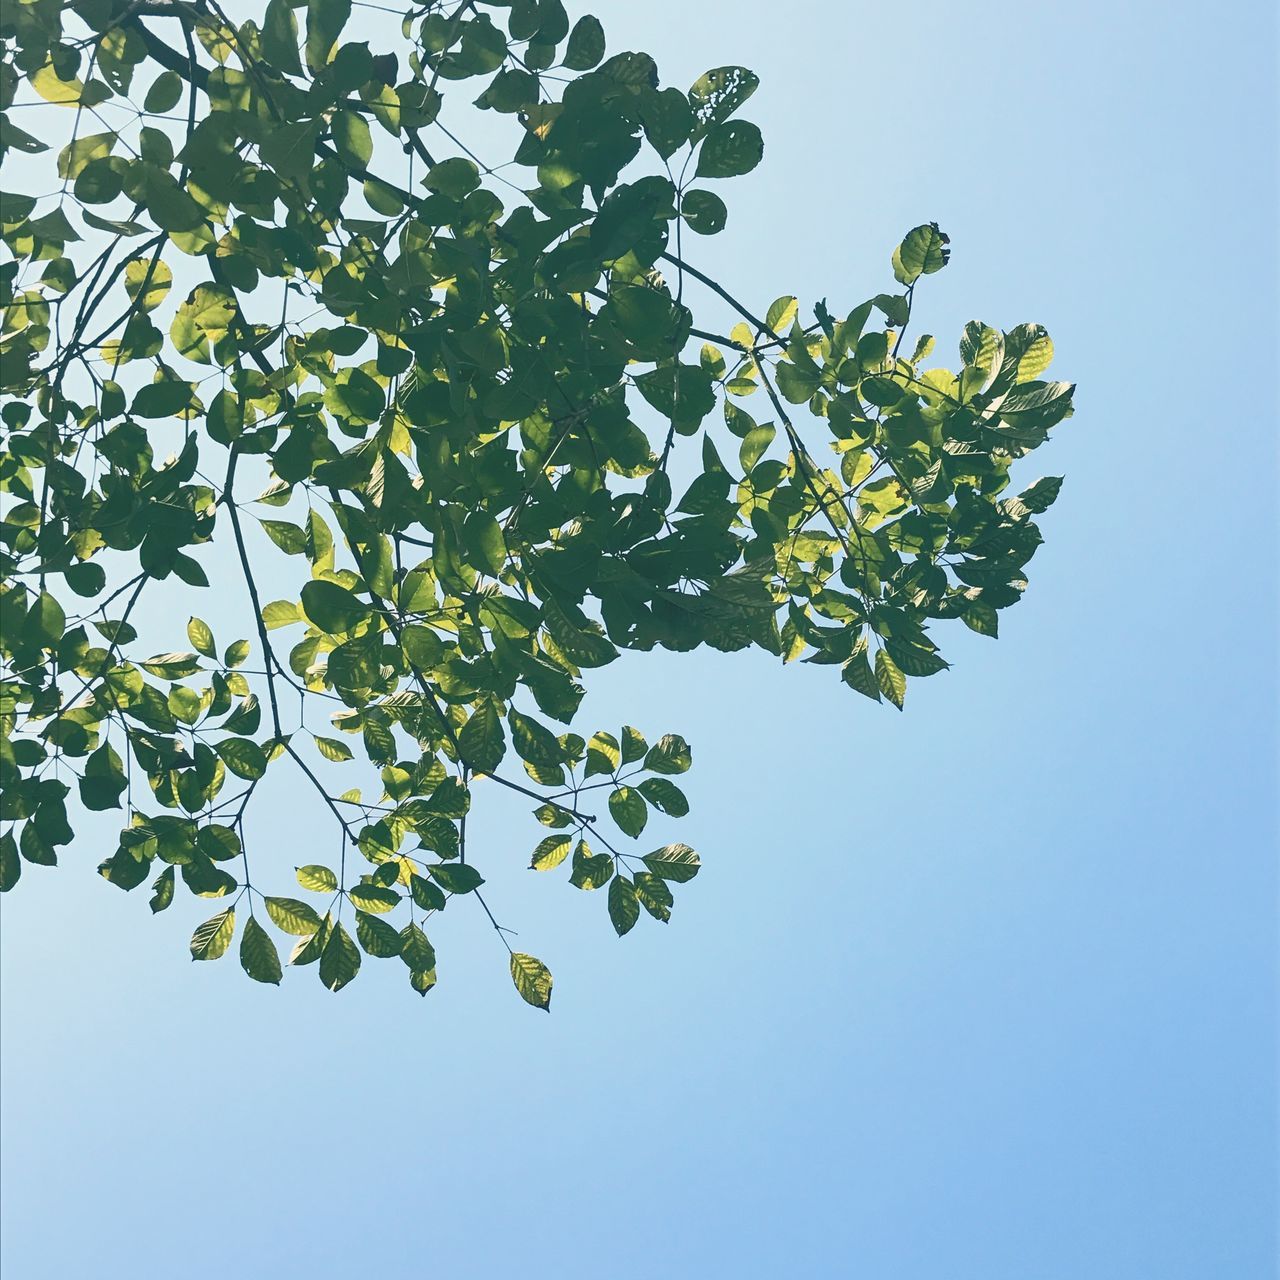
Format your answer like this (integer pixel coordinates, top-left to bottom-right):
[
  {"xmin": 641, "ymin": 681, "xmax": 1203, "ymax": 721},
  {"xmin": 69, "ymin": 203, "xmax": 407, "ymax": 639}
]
[{"xmin": 0, "ymin": 0, "xmax": 1073, "ymax": 1007}]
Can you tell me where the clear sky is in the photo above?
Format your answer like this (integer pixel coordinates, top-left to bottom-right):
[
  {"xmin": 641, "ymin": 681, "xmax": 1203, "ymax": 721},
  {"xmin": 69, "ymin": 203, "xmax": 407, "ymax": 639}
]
[{"xmin": 2, "ymin": 2, "xmax": 1276, "ymax": 1277}]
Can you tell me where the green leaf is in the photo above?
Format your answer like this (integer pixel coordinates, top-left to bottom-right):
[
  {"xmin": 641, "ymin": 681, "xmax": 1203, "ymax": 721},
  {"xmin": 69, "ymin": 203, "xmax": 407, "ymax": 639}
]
[
  {"xmin": 637, "ymin": 777, "xmax": 689, "ymax": 816},
  {"xmin": 314, "ymin": 735, "xmax": 353, "ymax": 762},
  {"xmin": 608, "ymin": 875, "xmax": 640, "ymax": 936},
  {"xmin": 288, "ymin": 914, "xmax": 331, "ymax": 966},
  {"xmin": 262, "ymin": 0, "xmax": 304, "ymax": 75},
  {"xmin": 190, "ymin": 908, "xmax": 236, "ymax": 961},
  {"xmin": 332, "ymin": 109, "xmax": 373, "ymax": 168},
  {"xmin": 875, "ymin": 648, "xmax": 906, "ymax": 709},
  {"xmin": 306, "ymin": 0, "xmax": 352, "ymax": 72},
  {"xmin": 319, "ymin": 920, "xmax": 361, "ymax": 991},
  {"xmin": 27, "ymin": 591, "xmax": 65, "ymax": 647},
  {"xmin": 608, "ymin": 785, "xmax": 648, "ymax": 838},
  {"xmin": 695, "ymin": 120, "xmax": 763, "ymax": 179},
  {"xmin": 216, "ymin": 738, "xmax": 267, "ymax": 780},
  {"xmin": 427, "ymin": 863, "xmax": 484, "ymax": 895},
  {"xmin": 641, "ymin": 843, "xmax": 700, "ymax": 883},
  {"xmin": 410, "ymin": 873, "xmax": 447, "ymax": 911},
  {"xmin": 262, "ymin": 600, "xmax": 301, "ymax": 630},
  {"xmin": 634, "ymin": 363, "xmax": 716, "ymax": 432},
  {"xmin": 1015, "ymin": 475, "xmax": 1064, "ymax": 514},
  {"xmin": 766, "ymin": 295, "xmax": 799, "ymax": 332},
  {"xmin": 300, "ymin": 580, "xmax": 370, "ymax": 634},
  {"xmin": 424, "ymin": 157, "xmax": 480, "ymax": 200},
  {"xmin": 187, "ymin": 616, "xmax": 216, "ymax": 658},
  {"xmin": 531, "ymin": 835, "xmax": 572, "ymax": 871},
  {"xmin": 620, "ymin": 726, "xmax": 648, "ymax": 764},
  {"xmin": 297, "ymin": 864, "xmax": 339, "ymax": 892},
  {"xmin": 144, "ymin": 71, "xmax": 183, "ymax": 112},
  {"xmin": 400, "ymin": 923, "xmax": 436, "ymax": 971},
  {"xmin": 325, "ymin": 368, "xmax": 384, "ymax": 424},
  {"xmin": 262, "ymin": 520, "xmax": 307, "ymax": 555},
  {"xmin": 240, "ymin": 916, "xmax": 283, "ymax": 984},
  {"xmin": 149, "ymin": 865, "xmax": 175, "ymax": 913},
  {"xmin": 644, "ymin": 733, "xmax": 692, "ymax": 775},
  {"xmin": 963, "ymin": 601, "xmax": 999, "ymax": 638},
  {"xmin": 884, "ymin": 642, "xmax": 948, "ymax": 677},
  {"xmin": 569, "ymin": 842, "xmax": 613, "ymax": 891},
  {"xmin": 564, "ymin": 15, "xmax": 605, "ymax": 70},
  {"xmin": 688, "ymin": 66, "xmax": 759, "ymax": 139},
  {"xmin": 462, "ymin": 511, "xmax": 506, "ymax": 576},
  {"xmin": 585, "ymin": 730, "xmax": 621, "ymax": 777},
  {"xmin": 265, "ymin": 896, "xmax": 323, "ymax": 935},
  {"xmin": 355, "ymin": 909, "xmax": 402, "ymax": 957},
  {"xmin": 348, "ymin": 883, "xmax": 400, "ymax": 913},
  {"xmin": 509, "ymin": 952, "xmax": 552, "ymax": 1010},
  {"xmin": 892, "ymin": 222, "xmax": 950, "ymax": 285},
  {"xmin": 841, "ymin": 648, "xmax": 882, "ymax": 701},
  {"xmin": 409, "ymin": 967, "xmax": 438, "ymax": 996},
  {"xmin": 458, "ymin": 700, "xmax": 505, "ymax": 773},
  {"xmin": 509, "ymin": 709, "xmax": 566, "ymax": 766},
  {"xmin": 634, "ymin": 870, "xmax": 673, "ymax": 921},
  {"xmin": 681, "ymin": 188, "xmax": 727, "ymax": 235},
  {"xmin": 0, "ymin": 834, "xmax": 20, "ymax": 893}
]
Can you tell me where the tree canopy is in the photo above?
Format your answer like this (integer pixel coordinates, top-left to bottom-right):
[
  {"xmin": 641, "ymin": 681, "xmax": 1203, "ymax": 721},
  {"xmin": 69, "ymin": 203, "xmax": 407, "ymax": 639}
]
[{"xmin": 0, "ymin": 0, "xmax": 1075, "ymax": 1008}]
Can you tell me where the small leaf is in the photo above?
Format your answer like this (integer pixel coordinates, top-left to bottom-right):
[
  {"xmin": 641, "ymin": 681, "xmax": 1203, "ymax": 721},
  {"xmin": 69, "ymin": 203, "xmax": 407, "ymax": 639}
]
[
  {"xmin": 410, "ymin": 874, "xmax": 447, "ymax": 911},
  {"xmin": 190, "ymin": 908, "xmax": 236, "ymax": 961},
  {"xmin": 289, "ymin": 914, "xmax": 331, "ymax": 966},
  {"xmin": 149, "ymin": 865, "xmax": 175, "ymax": 913},
  {"xmin": 240, "ymin": 916, "xmax": 283, "ymax": 984},
  {"xmin": 644, "ymin": 733, "xmax": 692, "ymax": 775},
  {"xmin": 144, "ymin": 71, "xmax": 184, "ymax": 112},
  {"xmin": 892, "ymin": 222, "xmax": 950, "ymax": 285},
  {"xmin": 585, "ymin": 730, "xmax": 621, "ymax": 777},
  {"xmin": 427, "ymin": 863, "xmax": 484, "ymax": 895},
  {"xmin": 300, "ymin": 580, "xmax": 369, "ymax": 634},
  {"xmin": 608, "ymin": 786, "xmax": 648, "ymax": 838},
  {"xmin": 348, "ymin": 883, "xmax": 400, "ymax": 913},
  {"xmin": 264, "ymin": 896, "xmax": 323, "ymax": 935},
  {"xmin": 0, "ymin": 832, "xmax": 19, "ymax": 892},
  {"xmin": 681, "ymin": 188, "xmax": 727, "ymax": 235},
  {"xmin": 319, "ymin": 921, "xmax": 361, "ymax": 991},
  {"xmin": 355, "ymin": 909, "xmax": 402, "ymax": 958},
  {"xmin": 187, "ymin": 616, "xmax": 216, "ymax": 658},
  {"xmin": 641, "ymin": 843, "xmax": 700, "ymax": 883},
  {"xmin": 875, "ymin": 648, "xmax": 906, "ymax": 709},
  {"xmin": 462, "ymin": 511, "xmax": 506, "ymax": 576},
  {"xmin": 458, "ymin": 700, "xmax": 505, "ymax": 773},
  {"xmin": 509, "ymin": 952, "xmax": 552, "ymax": 1010},
  {"xmin": 400, "ymin": 923, "xmax": 436, "ymax": 971},
  {"xmin": 297, "ymin": 864, "xmax": 338, "ymax": 892},
  {"xmin": 531, "ymin": 835, "xmax": 572, "ymax": 871},
  {"xmin": 563, "ymin": 14, "xmax": 605, "ymax": 69},
  {"xmin": 262, "ymin": 600, "xmax": 301, "ymax": 629},
  {"xmin": 215, "ymin": 737, "xmax": 267, "ymax": 780},
  {"xmin": 695, "ymin": 120, "xmax": 763, "ymax": 179},
  {"xmin": 608, "ymin": 875, "xmax": 640, "ymax": 937},
  {"xmin": 634, "ymin": 871, "xmax": 673, "ymax": 921}
]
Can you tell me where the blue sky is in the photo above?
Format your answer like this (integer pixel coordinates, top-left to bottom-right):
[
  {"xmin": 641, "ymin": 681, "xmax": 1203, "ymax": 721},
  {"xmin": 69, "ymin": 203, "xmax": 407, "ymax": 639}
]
[{"xmin": 2, "ymin": 2, "xmax": 1276, "ymax": 1277}]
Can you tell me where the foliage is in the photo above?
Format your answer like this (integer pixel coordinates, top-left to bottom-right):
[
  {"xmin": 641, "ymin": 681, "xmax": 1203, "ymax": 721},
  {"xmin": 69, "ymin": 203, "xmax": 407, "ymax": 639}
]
[{"xmin": 0, "ymin": 0, "xmax": 1074, "ymax": 1009}]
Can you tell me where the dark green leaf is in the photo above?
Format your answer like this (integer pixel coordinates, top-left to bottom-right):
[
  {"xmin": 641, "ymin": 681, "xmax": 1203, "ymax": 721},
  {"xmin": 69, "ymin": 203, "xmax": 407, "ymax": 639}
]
[
  {"xmin": 240, "ymin": 916, "xmax": 283, "ymax": 984},
  {"xmin": 608, "ymin": 875, "xmax": 640, "ymax": 936}
]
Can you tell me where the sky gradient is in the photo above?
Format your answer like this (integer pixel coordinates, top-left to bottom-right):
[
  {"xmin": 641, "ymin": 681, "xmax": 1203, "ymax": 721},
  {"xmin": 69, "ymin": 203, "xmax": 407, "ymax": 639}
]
[{"xmin": 2, "ymin": 2, "xmax": 1276, "ymax": 1276}]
